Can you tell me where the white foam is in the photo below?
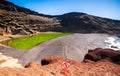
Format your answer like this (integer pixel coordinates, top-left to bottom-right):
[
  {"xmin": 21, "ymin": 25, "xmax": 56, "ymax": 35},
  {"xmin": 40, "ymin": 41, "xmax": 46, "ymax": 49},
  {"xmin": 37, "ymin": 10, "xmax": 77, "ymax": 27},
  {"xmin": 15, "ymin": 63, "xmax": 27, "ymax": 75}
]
[{"xmin": 105, "ymin": 37, "xmax": 120, "ymax": 50}]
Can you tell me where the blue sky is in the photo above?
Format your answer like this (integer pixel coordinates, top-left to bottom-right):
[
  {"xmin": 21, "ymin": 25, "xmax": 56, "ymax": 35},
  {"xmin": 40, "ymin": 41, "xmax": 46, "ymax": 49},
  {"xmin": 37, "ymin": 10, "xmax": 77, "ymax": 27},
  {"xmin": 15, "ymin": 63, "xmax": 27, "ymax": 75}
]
[{"xmin": 8, "ymin": 0, "xmax": 120, "ymax": 20}]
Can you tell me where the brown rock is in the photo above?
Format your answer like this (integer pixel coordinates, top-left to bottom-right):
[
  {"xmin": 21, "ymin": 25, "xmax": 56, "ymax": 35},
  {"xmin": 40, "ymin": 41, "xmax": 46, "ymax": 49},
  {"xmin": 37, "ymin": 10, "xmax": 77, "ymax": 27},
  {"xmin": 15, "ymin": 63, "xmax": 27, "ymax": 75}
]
[
  {"xmin": 84, "ymin": 48, "xmax": 120, "ymax": 64},
  {"xmin": 25, "ymin": 62, "xmax": 40, "ymax": 68}
]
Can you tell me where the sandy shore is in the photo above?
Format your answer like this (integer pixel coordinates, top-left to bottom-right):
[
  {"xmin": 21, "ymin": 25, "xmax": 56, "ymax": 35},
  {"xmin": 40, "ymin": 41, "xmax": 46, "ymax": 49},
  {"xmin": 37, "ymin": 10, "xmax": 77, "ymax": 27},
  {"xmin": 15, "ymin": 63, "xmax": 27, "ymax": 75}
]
[
  {"xmin": 0, "ymin": 33, "xmax": 119, "ymax": 66},
  {"xmin": 20, "ymin": 33, "xmax": 113, "ymax": 65}
]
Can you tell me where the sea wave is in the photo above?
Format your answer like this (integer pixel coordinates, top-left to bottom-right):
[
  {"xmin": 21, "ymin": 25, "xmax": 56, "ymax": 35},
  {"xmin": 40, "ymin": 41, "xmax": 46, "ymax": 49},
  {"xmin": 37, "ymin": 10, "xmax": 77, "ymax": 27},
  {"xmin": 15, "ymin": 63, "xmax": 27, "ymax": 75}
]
[{"xmin": 105, "ymin": 37, "xmax": 120, "ymax": 50}]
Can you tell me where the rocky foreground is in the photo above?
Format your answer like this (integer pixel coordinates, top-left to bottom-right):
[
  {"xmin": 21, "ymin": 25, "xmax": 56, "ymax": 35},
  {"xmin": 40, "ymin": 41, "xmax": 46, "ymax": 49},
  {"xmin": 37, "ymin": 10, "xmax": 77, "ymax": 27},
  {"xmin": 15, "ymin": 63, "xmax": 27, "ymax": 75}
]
[{"xmin": 0, "ymin": 48, "xmax": 119, "ymax": 76}]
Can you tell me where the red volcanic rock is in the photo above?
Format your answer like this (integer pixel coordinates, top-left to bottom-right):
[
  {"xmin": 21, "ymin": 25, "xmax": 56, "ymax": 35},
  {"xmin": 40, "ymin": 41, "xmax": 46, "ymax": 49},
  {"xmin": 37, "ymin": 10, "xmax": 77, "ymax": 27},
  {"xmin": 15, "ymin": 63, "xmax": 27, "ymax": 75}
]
[
  {"xmin": 25, "ymin": 62, "xmax": 40, "ymax": 68},
  {"xmin": 84, "ymin": 48, "xmax": 120, "ymax": 64},
  {"xmin": 40, "ymin": 56, "xmax": 120, "ymax": 76},
  {"xmin": 0, "ymin": 48, "xmax": 119, "ymax": 76}
]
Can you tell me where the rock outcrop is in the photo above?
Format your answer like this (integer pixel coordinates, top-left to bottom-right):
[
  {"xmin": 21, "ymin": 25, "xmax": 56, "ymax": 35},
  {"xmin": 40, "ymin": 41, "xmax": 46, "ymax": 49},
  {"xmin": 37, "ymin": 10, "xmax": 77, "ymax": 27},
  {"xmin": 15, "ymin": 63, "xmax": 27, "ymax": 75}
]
[{"xmin": 84, "ymin": 48, "xmax": 120, "ymax": 64}]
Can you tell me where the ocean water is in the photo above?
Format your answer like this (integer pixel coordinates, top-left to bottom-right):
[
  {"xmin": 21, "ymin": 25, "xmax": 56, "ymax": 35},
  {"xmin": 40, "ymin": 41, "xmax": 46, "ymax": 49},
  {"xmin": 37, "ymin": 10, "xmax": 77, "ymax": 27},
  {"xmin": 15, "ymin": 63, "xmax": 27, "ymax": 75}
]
[
  {"xmin": 116, "ymin": 38, "xmax": 120, "ymax": 42},
  {"xmin": 105, "ymin": 37, "xmax": 120, "ymax": 50}
]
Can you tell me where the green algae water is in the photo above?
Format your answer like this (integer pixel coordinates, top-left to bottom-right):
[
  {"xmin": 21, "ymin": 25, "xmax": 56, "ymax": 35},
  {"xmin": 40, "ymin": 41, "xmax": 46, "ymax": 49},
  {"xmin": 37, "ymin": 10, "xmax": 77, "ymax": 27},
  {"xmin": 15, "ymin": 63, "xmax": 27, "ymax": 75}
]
[{"xmin": 1, "ymin": 32, "xmax": 70, "ymax": 50}]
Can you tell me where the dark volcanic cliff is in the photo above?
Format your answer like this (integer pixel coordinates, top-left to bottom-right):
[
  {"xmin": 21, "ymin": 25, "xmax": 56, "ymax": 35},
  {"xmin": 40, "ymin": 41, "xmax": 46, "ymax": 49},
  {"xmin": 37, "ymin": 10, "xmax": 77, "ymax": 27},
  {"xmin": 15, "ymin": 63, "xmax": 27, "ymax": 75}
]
[
  {"xmin": 0, "ymin": 0, "xmax": 61, "ymax": 35},
  {"xmin": 0, "ymin": 1, "xmax": 120, "ymax": 35},
  {"xmin": 57, "ymin": 12, "xmax": 120, "ymax": 35}
]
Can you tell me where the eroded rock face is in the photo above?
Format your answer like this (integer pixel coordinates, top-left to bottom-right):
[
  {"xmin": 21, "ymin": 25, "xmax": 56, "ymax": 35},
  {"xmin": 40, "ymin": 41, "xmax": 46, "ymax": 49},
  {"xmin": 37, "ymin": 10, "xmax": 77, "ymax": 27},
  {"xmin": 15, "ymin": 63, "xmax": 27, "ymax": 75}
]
[
  {"xmin": 84, "ymin": 48, "xmax": 120, "ymax": 64},
  {"xmin": 0, "ymin": 1, "xmax": 61, "ymax": 35}
]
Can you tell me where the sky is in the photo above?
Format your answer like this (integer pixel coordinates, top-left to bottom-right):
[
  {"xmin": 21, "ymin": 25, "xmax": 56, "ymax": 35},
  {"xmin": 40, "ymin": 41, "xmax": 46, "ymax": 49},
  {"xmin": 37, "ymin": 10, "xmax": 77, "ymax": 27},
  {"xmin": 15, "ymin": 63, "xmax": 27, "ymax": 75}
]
[{"xmin": 8, "ymin": 0, "xmax": 120, "ymax": 20}]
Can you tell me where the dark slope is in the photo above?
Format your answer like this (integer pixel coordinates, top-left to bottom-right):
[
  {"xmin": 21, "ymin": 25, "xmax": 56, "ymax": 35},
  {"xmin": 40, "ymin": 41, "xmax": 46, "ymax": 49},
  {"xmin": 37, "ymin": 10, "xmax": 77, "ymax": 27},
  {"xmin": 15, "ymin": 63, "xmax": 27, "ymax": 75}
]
[
  {"xmin": 0, "ymin": 0, "xmax": 61, "ymax": 35},
  {"xmin": 57, "ymin": 12, "xmax": 120, "ymax": 35}
]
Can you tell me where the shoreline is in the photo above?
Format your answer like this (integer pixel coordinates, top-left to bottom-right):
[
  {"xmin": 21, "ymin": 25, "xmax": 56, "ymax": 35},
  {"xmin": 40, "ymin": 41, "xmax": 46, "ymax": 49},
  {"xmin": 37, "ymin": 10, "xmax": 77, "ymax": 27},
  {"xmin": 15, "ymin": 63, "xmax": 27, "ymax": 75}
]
[
  {"xmin": 0, "ymin": 33, "xmax": 120, "ymax": 51},
  {"xmin": 0, "ymin": 34, "xmax": 27, "ymax": 42},
  {"xmin": 0, "ymin": 32, "xmax": 64, "ymax": 42}
]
